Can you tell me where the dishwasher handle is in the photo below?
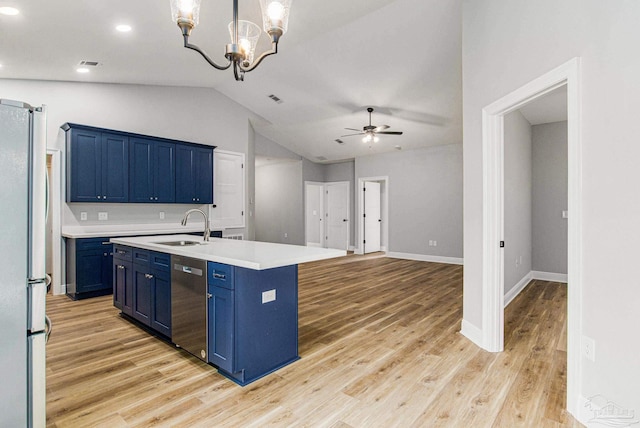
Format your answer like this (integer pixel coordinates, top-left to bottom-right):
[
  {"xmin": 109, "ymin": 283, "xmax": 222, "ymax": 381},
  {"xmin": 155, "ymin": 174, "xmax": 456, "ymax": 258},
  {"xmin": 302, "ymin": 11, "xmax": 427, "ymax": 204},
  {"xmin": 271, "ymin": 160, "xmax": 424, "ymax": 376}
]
[{"xmin": 173, "ymin": 263, "xmax": 203, "ymax": 277}]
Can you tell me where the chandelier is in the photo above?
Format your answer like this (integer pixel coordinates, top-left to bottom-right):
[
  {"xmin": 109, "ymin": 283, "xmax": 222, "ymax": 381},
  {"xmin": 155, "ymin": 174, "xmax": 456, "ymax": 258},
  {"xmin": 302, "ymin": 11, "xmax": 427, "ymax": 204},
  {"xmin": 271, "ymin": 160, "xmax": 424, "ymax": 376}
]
[{"xmin": 170, "ymin": 0, "xmax": 292, "ymax": 81}]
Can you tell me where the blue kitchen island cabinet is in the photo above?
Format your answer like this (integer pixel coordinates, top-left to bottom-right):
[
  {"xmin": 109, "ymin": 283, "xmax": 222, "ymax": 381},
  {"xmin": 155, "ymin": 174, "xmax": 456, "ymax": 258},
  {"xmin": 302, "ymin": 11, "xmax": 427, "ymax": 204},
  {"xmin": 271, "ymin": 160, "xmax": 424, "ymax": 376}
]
[
  {"xmin": 65, "ymin": 124, "xmax": 129, "ymax": 203},
  {"xmin": 175, "ymin": 143, "xmax": 213, "ymax": 204},
  {"xmin": 207, "ymin": 262, "xmax": 299, "ymax": 386}
]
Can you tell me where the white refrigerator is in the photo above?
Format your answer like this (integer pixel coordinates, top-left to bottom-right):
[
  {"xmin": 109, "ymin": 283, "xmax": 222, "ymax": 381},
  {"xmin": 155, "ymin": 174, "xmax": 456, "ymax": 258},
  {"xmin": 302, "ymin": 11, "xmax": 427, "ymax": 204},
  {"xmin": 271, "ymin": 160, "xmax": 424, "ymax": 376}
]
[{"xmin": 0, "ymin": 99, "xmax": 48, "ymax": 427}]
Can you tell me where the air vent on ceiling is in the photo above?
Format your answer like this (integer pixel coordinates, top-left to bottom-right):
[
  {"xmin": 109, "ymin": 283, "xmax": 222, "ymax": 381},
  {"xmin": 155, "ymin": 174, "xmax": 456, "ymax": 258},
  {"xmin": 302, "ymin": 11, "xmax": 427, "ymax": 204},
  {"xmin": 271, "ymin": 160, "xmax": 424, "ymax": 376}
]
[
  {"xmin": 335, "ymin": 139, "xmax": 344, "ymax": 145},
  {"xmin": 316, "ymin": 156, "xmax": 328, "ymax": 161},
  {"xmin": 78, "ymin": 60, "xmax": 102, "ymax": 67},
  {"xmin": 268, "ymin": 94, "xmax": 283, "ymax": 104}
]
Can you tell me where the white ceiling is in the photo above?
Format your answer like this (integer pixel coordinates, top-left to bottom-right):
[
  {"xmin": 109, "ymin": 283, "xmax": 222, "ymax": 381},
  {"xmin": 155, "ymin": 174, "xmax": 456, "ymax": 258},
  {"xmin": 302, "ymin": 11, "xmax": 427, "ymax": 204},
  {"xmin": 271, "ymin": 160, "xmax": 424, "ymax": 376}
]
[{"xmin": 0, "ymin": 0, "xmax": 462, "ymax": 163}]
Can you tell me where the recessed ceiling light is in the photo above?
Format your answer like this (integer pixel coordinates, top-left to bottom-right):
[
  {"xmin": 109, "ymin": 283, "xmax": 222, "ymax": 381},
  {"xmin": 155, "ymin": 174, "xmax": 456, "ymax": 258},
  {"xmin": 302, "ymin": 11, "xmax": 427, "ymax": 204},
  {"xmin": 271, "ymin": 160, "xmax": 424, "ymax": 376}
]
[
  {"xmin": 76, "ymin": 67, "xmax": 90, "ymax": 74},
  {"xmin": 116, "ymin": 24, "xmax": 132, "ymax": 32},
  {"xmin": 0, "ymin": 6, "xmax": 19, "ymax": 16}
]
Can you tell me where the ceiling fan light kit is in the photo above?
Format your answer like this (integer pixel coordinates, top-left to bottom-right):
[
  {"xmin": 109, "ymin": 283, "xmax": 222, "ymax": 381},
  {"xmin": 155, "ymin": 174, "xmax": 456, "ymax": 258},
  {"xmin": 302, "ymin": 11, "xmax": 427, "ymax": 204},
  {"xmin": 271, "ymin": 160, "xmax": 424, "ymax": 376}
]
[
  {"xmin": 341, "ymin": 107, "xmax": 404, "ymax": 144},
  {"xmin": 170, "ymin": 0, "xmax": 292, "ymax": 81}
]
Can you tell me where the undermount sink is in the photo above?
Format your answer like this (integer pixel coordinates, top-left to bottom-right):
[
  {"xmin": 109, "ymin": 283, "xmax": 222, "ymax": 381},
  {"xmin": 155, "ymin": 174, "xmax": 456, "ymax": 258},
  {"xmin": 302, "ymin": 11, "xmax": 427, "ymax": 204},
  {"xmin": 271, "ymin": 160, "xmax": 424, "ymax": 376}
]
[{"xmin": 155, "ymin": 240, "xmax": 206, "ymax": 247}]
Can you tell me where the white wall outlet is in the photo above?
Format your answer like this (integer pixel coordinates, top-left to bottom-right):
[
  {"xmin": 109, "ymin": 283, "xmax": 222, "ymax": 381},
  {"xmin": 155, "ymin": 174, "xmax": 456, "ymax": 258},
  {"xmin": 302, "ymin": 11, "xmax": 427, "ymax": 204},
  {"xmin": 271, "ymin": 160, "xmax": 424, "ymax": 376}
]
[
  {"xmin": 562, "ymin": 210, "xmax": 569, "ymax": 219},
  {"xmin": 433, "ymin": 240, "xmax": 437, "ymax": 247},
  {"xmin": 284, "ymin": 232, "xmax": 288, "ymax": 238},
  {"xmin": 582, "ymin": 335, "xmax": 596, "ymax": 362},
  {"xmin": 80, "ymin": 212, "xmax": 87, "ymax": 221},
  {"xmin": 428, "ymin": 240, "xmax": 434, "ymax": 246},
  {"xmin": 159, "ymin": 211, "xmax": 165, "ymax": 220},
  {"xmin": 98, "ymin": 212, "xmax": 108, "ymax": 221},
  {"xmin": 262, "ymin": 289, "xmax": 276, "ymax": 304}
]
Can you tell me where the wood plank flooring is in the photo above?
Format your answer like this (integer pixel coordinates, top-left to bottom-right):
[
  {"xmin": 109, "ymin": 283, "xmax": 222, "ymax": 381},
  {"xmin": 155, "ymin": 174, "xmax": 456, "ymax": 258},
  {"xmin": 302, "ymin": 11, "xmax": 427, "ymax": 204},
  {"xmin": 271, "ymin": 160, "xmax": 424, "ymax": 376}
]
[{"xmin": 45, "ymin": 254, "xmax": 582, "ymax": 427}]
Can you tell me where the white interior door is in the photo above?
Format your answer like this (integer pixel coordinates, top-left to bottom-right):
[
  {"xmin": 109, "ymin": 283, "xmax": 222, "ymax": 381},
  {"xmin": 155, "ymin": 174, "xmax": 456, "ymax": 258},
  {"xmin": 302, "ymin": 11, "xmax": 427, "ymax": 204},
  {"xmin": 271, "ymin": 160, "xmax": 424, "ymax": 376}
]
[
  {"xmin": 211, "ymin": 150, "xmax": 245, "ymax": 229},
  {"xmin": 326, "ymin": 182, "xmax": 349, "ymax": 250},
  {"xmin": 305, "ymin": 183, "xmax": 324, "ymax": 247},
  {"xmin": 364, "ymin": 181, "xmax": 381, "ymax": 253}
]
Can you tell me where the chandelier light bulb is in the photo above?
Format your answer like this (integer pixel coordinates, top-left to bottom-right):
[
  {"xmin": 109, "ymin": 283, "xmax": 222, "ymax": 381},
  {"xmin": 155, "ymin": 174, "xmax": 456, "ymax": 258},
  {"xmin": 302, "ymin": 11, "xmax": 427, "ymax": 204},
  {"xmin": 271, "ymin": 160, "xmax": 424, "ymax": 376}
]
[
  {"xmin": 267, "ymin": 2, "xmax": 285, "ymax": 21},
  {"xmin": 170, "ymin": 0, "xmax": 201, "ymax": 26}
]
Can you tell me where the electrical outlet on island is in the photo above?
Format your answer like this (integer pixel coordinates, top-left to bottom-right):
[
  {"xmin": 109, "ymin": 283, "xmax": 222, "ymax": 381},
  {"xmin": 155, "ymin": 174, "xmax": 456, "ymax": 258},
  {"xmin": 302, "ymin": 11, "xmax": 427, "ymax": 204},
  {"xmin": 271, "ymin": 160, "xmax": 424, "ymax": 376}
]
[{"xmin": 98, "ymin": 212, "xmax": 108, "ymax": 221}]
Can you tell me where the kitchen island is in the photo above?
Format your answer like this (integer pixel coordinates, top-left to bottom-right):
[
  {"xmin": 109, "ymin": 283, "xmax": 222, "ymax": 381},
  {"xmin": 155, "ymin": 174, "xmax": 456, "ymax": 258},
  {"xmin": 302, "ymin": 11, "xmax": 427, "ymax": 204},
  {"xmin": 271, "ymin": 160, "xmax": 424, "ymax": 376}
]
[{"xmin": 110, "ymin": 234, "xmax": 345, "ymax": 385}]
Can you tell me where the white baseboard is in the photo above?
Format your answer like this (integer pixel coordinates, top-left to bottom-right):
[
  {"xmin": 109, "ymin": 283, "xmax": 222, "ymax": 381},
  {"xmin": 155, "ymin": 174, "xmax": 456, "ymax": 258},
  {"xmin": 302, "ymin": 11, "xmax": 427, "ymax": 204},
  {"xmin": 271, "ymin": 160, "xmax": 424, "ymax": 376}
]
[
  {"xmin": 460, "ymin": 320, "xmax": 483, "ymax": 347},
  {"xmin": 387, "ymin": 251, "xmax": 463, "ymax": 265},
  {"xmin": 504, "ymin": 270, "xmax": 569, "ymax": 308},
  {"xmin": 54, "ymin": 283, "xmax": 66, "ymax": 296},
  {"xmin": 504, "ymin": 272, "xmax": 532, "ymax": 308},
  {"xmin": 531, "ymin": 270, "xmax": 568, "ymax": 283},
  {"xmin": 381, "ymin": 246, "xmax": 387, "ymax": 252}
]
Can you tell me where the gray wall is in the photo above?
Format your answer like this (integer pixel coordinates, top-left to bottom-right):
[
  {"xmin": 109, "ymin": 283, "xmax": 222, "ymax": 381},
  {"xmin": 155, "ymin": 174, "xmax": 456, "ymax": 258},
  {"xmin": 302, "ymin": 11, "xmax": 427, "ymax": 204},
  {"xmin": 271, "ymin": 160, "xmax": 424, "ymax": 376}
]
[
  {"xmin": 355, "ymin": 144, "xmax": 463, "ymax": 258},
  {"xmin": 463, "ymin": 0, "xmax": 640, "ymax": 414},
  {"xmin": 532, "ymin": 121, "xmax": 568, "ymax": 274},
  {"xmin": 503, "ymin": 111, "xmax": 532, "ymax": 295},
  {"xmin": 254, "ymin": 160, "xmax": 304, "ymax": 245}
]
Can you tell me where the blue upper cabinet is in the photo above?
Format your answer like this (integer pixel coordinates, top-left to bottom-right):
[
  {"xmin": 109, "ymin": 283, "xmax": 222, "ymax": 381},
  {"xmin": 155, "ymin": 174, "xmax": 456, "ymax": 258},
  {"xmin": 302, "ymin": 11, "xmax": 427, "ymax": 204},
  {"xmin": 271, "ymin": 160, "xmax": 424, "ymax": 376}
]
[
  {"xmin": 101, "ymin": 133, "xmax": 129, "ymax": 202},
  {"xmin": 68, "ymin": 128, "xmax": 102, "ymax": 202},
  {"xmin": 176, "ymin": 143, "xmax": 214, "ymax": 204},
  {"xmin": 129, "ymin": 137, "xmax": 176, "ymax": 203},
  {"xmin": 66, "ymin": 125, "xmax": 128, "ymax": 202},
  {"xmin": 65, "ymin": 123, "xmax": 213, "ymax": 204}
]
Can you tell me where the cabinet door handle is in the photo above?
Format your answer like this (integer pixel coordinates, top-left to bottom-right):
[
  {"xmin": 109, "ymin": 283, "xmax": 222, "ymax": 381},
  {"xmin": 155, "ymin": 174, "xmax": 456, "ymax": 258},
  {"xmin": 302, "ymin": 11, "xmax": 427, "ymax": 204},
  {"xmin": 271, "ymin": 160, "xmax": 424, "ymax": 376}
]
[
  {"xmin": 213, "ymin": 273, "xmax": 226, "ymax": 280},
  {"xmin": 155, "ymin": 197, "xmax": 158, "ymax": 201},
  {"xmin": 117, "ymin": 265, "xmax": 125, "ymax": 270},
  {"xmin": 207, "ymin": 293, "xmax": 212, "ymax": 299},
  {"xmin": 150, "ymin": 197, "xmax": 153, "ymax": 200},
  {"xmin": 97, "ymin": 196, "xmax": 102, "ymax": 200},
  {"xmin": 101, "ymin": 242, "xmax": 111, "ymax": 245},
  {"xmin": 145, "ymin": 273, "xmax": 154, "ymax": 279},
  {"xmin": 103, "ymin": 252, "xmax": 108, "ymax": 256}
]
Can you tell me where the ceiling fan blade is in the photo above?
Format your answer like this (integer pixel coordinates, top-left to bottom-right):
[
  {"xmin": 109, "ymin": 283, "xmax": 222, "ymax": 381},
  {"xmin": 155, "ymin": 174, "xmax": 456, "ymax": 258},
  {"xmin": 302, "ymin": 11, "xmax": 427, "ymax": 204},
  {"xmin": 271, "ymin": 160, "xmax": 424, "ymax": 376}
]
[
  {"xmin": 375, "ymin": 131, "xmax": 403, "ymax": 135},
  {"xmin": 374, "ymin": 125, "xmax": 390, "ymax": 132},
  {"xmin": 340, "ymin": 133, "xmax": 364, "ymax": 137},
  {"xmin": 344, "ymin": 128, "xmax": 362, "ymax": 132}
]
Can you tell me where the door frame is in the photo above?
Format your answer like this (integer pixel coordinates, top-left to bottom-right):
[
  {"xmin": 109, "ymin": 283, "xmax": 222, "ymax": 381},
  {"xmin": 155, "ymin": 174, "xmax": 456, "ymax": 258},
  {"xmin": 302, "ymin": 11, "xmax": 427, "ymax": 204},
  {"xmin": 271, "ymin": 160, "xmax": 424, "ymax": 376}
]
[
  {"xmin": 481, "ymin": 57, "xmax": 582, "ymax": 415},
  {"xmin": 356, "ymin": 176, "xmax": 389, "ymax": 255},
  {"xmin": 304, "ymin": 181, "xmax": 325, "ymax": 248},
  {"xmin": 325, "ymin": 181, "xmax": 350, "ymax": 251},
  {"xmin": 47, "ymin": 148, "xmax": 63, "ymax": 295}
]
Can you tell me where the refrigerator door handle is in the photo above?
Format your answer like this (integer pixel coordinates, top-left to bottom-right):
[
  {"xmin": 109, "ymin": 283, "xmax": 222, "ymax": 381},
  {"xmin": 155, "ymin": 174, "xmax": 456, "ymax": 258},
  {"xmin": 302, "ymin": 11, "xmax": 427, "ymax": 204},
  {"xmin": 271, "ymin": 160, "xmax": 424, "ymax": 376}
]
[
  {"xmin": 28, "ymin": 281, "xmax": 47, "ymax": 334},
  {"xmin": 45, "ymin": 315, "xmax": 52, "ymax": 343},
  {"xmin": 28, "ymin": 107, "xmax": 47, "ymax": 281}
]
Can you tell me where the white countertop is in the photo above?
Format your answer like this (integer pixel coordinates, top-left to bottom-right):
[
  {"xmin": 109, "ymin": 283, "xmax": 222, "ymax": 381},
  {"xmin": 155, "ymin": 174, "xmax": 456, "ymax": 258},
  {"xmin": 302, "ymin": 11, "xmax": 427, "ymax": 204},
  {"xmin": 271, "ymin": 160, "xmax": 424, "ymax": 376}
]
[
  {"xmin": 110, "ymin": 234, "xmax": 347, "ymax": 270},
  {"xmin": 61, "ymin": 223, "xmax": 208, "ymax": 238}
]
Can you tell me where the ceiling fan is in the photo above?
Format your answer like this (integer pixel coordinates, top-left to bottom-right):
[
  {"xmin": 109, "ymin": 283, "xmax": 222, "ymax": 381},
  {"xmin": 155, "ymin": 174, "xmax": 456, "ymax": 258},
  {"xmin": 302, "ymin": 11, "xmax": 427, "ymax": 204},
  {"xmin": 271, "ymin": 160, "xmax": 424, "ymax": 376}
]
[{"xmin": 341, "ymin": 107, "xmax": 404, "ymax": 143}]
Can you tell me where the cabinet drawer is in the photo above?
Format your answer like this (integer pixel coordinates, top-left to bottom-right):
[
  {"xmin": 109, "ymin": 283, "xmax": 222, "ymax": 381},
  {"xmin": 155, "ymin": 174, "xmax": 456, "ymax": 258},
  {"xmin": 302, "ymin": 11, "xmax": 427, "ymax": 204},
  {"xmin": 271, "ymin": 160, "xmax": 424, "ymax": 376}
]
[
  {"xmin": 113, "ymin": 245, "xmax": 133, "ymax": 262},
  {"xmin": 151, "ymin": 251, "xmax": 171, "ymax": 272},
  {"xmin": 208, "ymin": 262, "xmax": 234, "ymax": 290},
  {"xmin": 133, "ymin": 249, "xmax": 150, "ymax": 265},
  {"xmin": 77, "ymin": 237, "xmax": 112, "ymax": 251}
]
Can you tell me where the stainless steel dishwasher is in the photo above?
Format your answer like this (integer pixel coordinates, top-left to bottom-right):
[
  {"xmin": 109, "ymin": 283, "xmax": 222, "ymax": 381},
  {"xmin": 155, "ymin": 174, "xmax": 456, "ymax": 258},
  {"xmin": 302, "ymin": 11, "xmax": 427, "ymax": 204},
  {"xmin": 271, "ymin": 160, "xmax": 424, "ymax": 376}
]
[{"xmin": 171, "ymin": 255, "xmax": 208, "ymax": 362}]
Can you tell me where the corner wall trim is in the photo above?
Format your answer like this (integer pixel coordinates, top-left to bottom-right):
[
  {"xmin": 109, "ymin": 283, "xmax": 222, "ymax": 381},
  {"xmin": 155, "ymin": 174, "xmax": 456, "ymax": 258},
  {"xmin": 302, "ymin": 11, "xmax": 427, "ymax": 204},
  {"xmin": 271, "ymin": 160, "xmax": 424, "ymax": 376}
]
[
  {"xmin": 460, "ymin": 320, "xmax": 483, "ymax": 347},
  {"xmin": 387, "ymin": 252, "xmax": 463, "ymax": 265}
]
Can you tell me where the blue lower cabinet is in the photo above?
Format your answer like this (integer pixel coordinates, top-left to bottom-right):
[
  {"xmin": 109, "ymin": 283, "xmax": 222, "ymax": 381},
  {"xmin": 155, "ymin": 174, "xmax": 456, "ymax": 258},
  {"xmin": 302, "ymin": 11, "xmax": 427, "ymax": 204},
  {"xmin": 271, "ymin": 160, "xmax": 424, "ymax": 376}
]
[
  {"xmin": 117, "ymin": 248, "xmax": 171, "ymax": 338},
  {"xmin": 150, "ymin": 252, "xmax": 172, "ymax": 337},
  {"xmin": 207, "ymin": 262, "xmax": 299, "ymax": 386},
  {"xmin": 66, "ymin": 237, "xmax": 113, "ymax": 300},
  {"xmin": 132, "ymin": 263, "xmax": 152, "ymax": 325}
]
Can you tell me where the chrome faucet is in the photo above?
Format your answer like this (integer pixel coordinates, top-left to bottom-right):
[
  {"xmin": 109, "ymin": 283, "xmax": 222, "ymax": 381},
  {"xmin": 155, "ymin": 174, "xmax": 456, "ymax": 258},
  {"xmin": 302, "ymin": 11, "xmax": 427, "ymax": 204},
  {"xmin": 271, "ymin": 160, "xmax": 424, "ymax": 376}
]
[{"xmin": 181, "ymin": 208, "xmax": 210, "ymax": 241}]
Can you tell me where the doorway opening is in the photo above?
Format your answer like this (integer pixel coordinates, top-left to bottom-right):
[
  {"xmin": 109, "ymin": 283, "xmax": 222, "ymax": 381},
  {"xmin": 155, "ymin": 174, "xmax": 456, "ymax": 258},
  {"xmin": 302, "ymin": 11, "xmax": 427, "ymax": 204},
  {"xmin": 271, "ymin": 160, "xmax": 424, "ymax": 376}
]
[
  {"xmin": 356, "ymin": 176, "xmax": 389, "ymax": 255},
  {"xmin": 46, "ymin": 149, "xmax": 62, "ymax": 295},
  {"xmin": 304, "ymin": 181, "xmax": 350, "ymax": 251},
  {"xmin": 480, "ymin": 58, "xmax": 582, "ymax": 416}
]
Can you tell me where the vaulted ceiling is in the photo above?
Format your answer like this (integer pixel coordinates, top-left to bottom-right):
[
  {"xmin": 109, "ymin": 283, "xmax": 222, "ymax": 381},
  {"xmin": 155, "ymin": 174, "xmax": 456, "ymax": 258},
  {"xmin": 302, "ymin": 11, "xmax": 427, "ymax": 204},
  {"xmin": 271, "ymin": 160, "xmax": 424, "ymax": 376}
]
[{"xmin": 0, "ymin": 0, "xmax": 463, "ymax": 162}]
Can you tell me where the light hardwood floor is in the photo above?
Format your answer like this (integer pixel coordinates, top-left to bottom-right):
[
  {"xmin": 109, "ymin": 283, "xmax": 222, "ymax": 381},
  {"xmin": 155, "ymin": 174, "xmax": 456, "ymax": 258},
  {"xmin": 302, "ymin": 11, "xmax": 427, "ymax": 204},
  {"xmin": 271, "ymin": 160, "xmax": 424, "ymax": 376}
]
[{"xmin": 45, "ymin": 255, "xmax": 582, "ymax": 427}]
